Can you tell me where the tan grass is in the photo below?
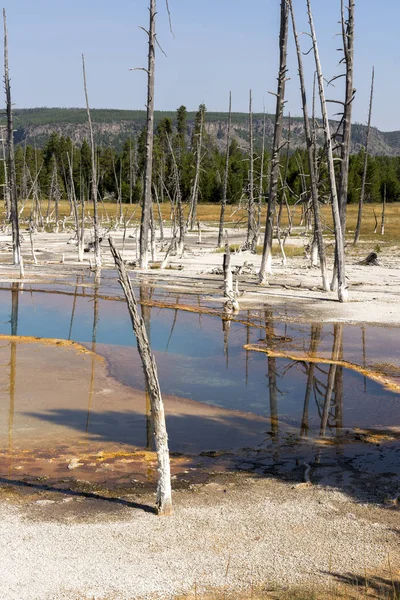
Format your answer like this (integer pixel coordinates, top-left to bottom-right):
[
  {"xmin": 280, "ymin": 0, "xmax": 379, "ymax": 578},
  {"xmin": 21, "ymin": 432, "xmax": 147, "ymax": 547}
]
[{"xmin": 8, "ymin": 201, "xmax": 399, "ymax": 247}]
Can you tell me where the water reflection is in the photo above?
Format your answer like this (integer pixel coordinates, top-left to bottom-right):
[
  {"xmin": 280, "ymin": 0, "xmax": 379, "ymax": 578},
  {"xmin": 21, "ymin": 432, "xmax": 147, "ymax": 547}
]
[
  {"xmin": 8, "ymin": 283, "xmax": 19, "ymax": 453},
  {"xmin": 0, "ymin": 284, "xmax": 398, "ymax": 447}
]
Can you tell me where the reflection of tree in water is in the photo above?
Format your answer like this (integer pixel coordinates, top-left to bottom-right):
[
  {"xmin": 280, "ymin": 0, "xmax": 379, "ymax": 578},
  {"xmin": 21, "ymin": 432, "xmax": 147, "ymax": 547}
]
[
  {"xmin": 257, "ymin": 315, "xmax": 346, "ymax": 440},
  {"xmin": 140, "ymin": 283, "xmax": 154, "ymax": 450},
  {"xmin": 8, "ymin": 282, "xmax": 19, "ymax": 455},
  {"xmin": 318, "ymin": 324, "xmax": 343, "ymax": 437},
  {"xmin": 264, "ymin": 309, "xmax": 279, "ymax": 441},
  {"xmin": 300, "ymin": 324, "xmax": 322, "ymax": 436},
  {"xmin": 85, "ymin": 277, "xmax": 99, "ymax": 434}
]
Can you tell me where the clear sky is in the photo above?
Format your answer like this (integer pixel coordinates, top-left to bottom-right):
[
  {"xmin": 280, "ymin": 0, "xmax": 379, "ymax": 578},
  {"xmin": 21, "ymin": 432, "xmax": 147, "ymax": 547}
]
[{"xmin": 1, "ymin": 0, "xmax": 398, "ymax": 131}]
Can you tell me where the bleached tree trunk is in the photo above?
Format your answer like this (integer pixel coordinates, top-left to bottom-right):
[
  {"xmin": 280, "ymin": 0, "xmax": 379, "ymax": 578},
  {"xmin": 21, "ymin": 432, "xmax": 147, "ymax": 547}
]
[
  {"xmin": 153, "ymin": 183, "xmax": 164, "ymax": 241},
  {"xmin": 0, "ymin": 128, "xmax": 10, "ymax": 219},
  {"xmin": 289, "ymin": 0, "xmax": 329, "ymax": 291},
  {"xmin": 188, "ymin": 106, "xmax": 204, "ymax": 230},
  {"xmin": 3, "ymin": 9, "xmax": 20, "ymax": 265},
  {"xmin": 337, "ymin": 0, "xmax": 355, "ymax": 231},
  {"xmin": 307, "ymin": 0, "xmax": 348, "ymax": 302},
  {"xmin": 331, "ymin": 0, "xmax": 355, "ymax": 290},
  {"xmin": 256, "ymin": 113, "xmax": 266, "ymax": 244},
  {"xmin": 166, "ymin": 134, "xmax": 184, "ymax": 256},
  {"xmin": 82, "ymin": 54, "xmax": 101, "ymax": 270},
  {"xmin": 218, "ymin": 91, "xmax": 232, "ymax": 248},
  {"xmin": 259, "ymin": 0, "xmax": 289, "ymax": 283},
  {"xmin": 246, "ymin": 89, "xmax": 256, "ymax": 250},
  {"xmin": 223, "ymin": 242, "xmax": 233, "ymax": 297},
  {"xmin": 139, "ymin": 0, "xmax": 156, "ymax": 269},
  {"xmin": 381, "ymin": 184, "xmax": 386, "ymax": 235},
  {"xmin": 67, "ymin": 151, "xmax": 83, "ymax": 261},
  {"xmin": 354, "ymin": 67, "xmax": 374, "ymax": 245},
  {"xmin": 109, "ymin": 237, "xmax": 172, "ymax": 516}
]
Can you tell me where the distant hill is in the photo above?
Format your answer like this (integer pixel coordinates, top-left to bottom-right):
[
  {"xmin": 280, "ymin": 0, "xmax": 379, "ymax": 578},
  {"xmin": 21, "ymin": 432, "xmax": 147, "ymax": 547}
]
[{"xmin": 7, "ymin": 107, "xmax": 400, "ymax": 156}]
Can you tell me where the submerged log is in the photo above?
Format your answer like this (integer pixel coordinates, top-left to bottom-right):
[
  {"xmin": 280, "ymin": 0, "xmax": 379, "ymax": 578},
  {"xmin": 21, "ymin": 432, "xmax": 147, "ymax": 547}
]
[{"xmin": 109, "ymin": 237, "xmax": 173, "ymax": 516}]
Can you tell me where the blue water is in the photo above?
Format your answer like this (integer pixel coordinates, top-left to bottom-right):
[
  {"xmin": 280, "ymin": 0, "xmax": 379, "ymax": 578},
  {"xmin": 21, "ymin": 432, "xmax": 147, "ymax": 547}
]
[{"xmin": 0, "ymin": 284, "xmax": 399, "ymax": 432}]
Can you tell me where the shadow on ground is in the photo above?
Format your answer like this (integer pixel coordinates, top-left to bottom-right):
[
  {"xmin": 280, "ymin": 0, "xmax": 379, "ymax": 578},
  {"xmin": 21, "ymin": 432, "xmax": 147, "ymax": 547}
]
[{"xmin": 11, "ymin": 407, "xmax": 400, "ymax": 508}]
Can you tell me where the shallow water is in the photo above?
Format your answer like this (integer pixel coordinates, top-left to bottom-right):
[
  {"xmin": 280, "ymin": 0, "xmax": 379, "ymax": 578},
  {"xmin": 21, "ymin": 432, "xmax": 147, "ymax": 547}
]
[
  {"xmin": 0, "ymin": 279, "xmax": 398, "ymax": 499},
  {"xmin": 0, "ymin": 281, "xmax": 398, "ymax": 440}
]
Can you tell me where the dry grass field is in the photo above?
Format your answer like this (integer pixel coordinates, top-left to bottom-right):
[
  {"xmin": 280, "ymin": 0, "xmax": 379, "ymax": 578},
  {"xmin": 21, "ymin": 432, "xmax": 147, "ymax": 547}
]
[{"xmin": 13, "ymin": 200, "xmax": 399, "ymax": 248}]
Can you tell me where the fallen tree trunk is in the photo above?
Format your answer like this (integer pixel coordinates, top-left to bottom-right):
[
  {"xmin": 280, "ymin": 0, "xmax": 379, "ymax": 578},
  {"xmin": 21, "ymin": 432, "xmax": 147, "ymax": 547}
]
[
  {"xmin": 359, "ymin": 252, "xmax": 380, "ymax": 266},
  {"xmin": 109, "ymin": 237, "xmax": 173, "ymax": 516}
]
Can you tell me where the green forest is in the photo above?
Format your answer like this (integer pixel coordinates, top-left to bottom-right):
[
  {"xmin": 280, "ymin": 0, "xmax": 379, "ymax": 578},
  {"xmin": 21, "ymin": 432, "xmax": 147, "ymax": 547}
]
[{"xmin": 6, "ymin": 105, "xmax": 400, "ymax": 209}]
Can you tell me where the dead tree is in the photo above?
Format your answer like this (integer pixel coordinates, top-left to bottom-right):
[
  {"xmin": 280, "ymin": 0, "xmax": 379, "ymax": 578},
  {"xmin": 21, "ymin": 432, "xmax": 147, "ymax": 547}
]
[
  {"xmin": 3, "ymin": 9, "xmax": 20, "ymax": 265},
  {"xmin": 139, "ymin": 0, "xmax": 156, "ymax": 269},
  {"xmin": 109, "ymin": 237, "xmax": 173, "ymax": 515},
  {"xmin": 188, "ymin": 104, "xmax": 205, "ymax": 230},
  {"xmin": 381, "ymin": 183, "xmax": 386, "ymax": 235},
  {"xmin": 67, "ymin": 150, "xmax": 84, "ymax": 261},
  {"xmin": 331, "ymin": 0, "xmax": 355, "ymax": 290},
  {"xmin": 0, "ymin": 126, "xmax": 10, "ymax": 218},
  {"xmin": 289, "ymin": 0, "xmax": 329, "ymax": 291},
  {"xmin": 245, "ymin": 90, "xmax": 256, "ymax": 250},
  {"xmin": 166, "ymin": 133, "xmax": 185, "ymax": 257},
  {"xmin": 354, "ymin": 67, "xmax": 374, "ymax": 245},
  {"xmin": 82, "ymin": 54, "xmax": 101, "ymax": 270},
  {"xmin": 337, "ymin": 0, "xmax": 355, "ymax": 233},
  {"xmin": 223, "ymin": 242, "xmax": 233, "ymax": 297},
  {"xmin": 307, "ymin": 0, "xmax": 348, "ymax": 302},
  {"xmin": 217, "ymin": 91, "xmax": 232, "ymax": 248},
  {"xmin": 256, "ymin": 112, "xmax": 267, "ymax": 243},
  {"xmin": 259, "ymin": 0, "xmax": 289, "ymax": 283}
]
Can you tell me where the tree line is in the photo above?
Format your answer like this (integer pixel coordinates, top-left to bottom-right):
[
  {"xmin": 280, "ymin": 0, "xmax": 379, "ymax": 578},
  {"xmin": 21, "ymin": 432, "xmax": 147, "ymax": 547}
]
[{"xmin": 3, "ymin": 108, "xmax": 400, "ymax": 212}]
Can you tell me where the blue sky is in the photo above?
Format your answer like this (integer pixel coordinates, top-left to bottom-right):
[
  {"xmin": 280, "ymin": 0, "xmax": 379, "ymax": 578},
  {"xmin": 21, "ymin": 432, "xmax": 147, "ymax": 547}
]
[{"xmin": 2, "ymin": 0, "xmax": 398, "ymax": 130}]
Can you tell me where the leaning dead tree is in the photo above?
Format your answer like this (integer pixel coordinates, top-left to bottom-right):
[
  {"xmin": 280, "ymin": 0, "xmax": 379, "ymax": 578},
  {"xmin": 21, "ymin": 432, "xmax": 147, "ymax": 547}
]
[
  {"xmin": 307, "ymin": 0, "xmax": 348, "ymax": 302},
  {"xmin": 217, "ymin": 91, "xmax": 232, "ymax": 248},
  {"xmin": 82, "ymin": 54, "xmax": 101, "ymax": 271},
  {"xmin": 354, "ymin": 67, "xmax": 374, "ymax": 245},
  {"xmin": 289, "ymin": 0, "xmax": 329, "ymax": 291},
  {"xmin": 259, "ymin": 0, "xmax": 289, "ymax": 283},
  {"xmin": 109, "ymin": 237, "xmax": 173, "ymax": 515},
  {"xmin": 3, "ymin": 9, "xmax": 20, "ymax": 265}
]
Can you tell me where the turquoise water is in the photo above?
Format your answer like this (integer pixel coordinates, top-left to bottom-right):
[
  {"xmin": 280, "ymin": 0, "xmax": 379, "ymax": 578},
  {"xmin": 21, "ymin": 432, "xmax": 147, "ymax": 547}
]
[{"xmin": 0, "ymin": 281, "xmax": 399, "ymax": 436}]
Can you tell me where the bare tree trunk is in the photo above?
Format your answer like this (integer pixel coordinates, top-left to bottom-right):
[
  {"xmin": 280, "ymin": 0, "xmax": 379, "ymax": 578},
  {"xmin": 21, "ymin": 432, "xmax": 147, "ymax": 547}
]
[
  {"xmin": 307, "ymin": 0, "xmax": 348, "ymax": 302},
  {"xmin": 218, "ymin": 91, "xmax": 232, "ymax": 248},
  {"xmin": 139, "ymin": 0, "xmax": 156, "ymax": 269},
  {"xmin": 153, "ymin": 183, "xmax": 164, "ymax": 241},
  {"xmin": 259, "ymin": 0, "xmax": 289, "ymax": 283},
  {"xmin": 67, "ymin": 151, "xmax": 83, "ymax": 261},
  {"xmin": 246, "ymin": 89, "xmax": 256, "ymax": 250},
  {"xmin": 289, "ymin": 0, "xmax": 329, "ymax": 291},
  {"xmin": 381, "ymin": 183, "xmax": 386, "ymax": 235},
  {"xmin": 337, "ymin": 0, "xmax": 355, "ymax": 233},
  {"xmin": 109, "ymin": 237, "xmax": 172, "ymax": 515},
  {"xmin": 0, "ymin": 127, "xmax": 10, "ymax": 218},
  {"xmin": 166, "ymin": 134, "xmax": 184, "ymax": 256},
  {"xmin": 256, "ymin": 113, "xmax": 266, "ymax": 244},
  {"xmin": 82, "ymin": 54, "xmax": 101, "ymax": 270},
  {"xmin": 354, "ymin": 67, "xmax": 374, "ymax": 245},
  {"xmin": 3, "ymin": 10, "xmax": 20, "ymax": 265},
  {"xmin": 223, "ymin": 242, "xmax": 233, "ymax": 297},
  {"xmin": 188, "ymin": 106, "xmax": 204, "ymax": 230},
  {"xmin": 331, "ymin": 0, "xmax": 355, "ymax": 291}
]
